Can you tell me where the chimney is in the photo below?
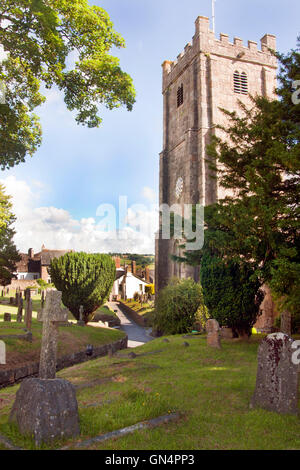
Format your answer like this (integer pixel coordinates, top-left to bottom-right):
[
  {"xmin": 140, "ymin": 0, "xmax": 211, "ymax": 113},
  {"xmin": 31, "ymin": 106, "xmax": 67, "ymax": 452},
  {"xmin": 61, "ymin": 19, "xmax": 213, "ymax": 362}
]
[
  {"xmin": 28, "ymin": 248, "xmax": 34, "ymax": 259},
  {"xmin": 114, "ymin": 256, "xmax": 121, "ymax": 269},
  {"xmin": 131, "ymin": 261, "xmax": 136, "ymax": 275},
  {"xmin": 41, "ymin": 244, "xmax": 45, "ymax": 251},
  {"xmin": 145, "ymin": 267, "xmax": 150, "ymax": 283}
]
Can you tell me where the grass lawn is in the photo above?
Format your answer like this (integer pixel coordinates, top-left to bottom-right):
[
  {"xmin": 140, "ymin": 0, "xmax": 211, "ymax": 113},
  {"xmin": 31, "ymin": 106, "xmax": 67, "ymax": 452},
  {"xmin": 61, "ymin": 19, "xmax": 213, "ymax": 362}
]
[
  {"xmin": 0, "ymin": 303, "xmax": 126, "ymax": 369},
  {"xmin": 123, "ymin": 299, "xmax": 154, "ymax": 321},
  {"xmin": 0, "ymin": 334, "xmax": 299, "ymax": 450}
]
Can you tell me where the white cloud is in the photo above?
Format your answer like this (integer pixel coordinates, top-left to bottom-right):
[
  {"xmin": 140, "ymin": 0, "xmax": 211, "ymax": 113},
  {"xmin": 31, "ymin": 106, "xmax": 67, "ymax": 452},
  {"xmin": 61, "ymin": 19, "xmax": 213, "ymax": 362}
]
[
  {"xmin": 142, "ymin": 186, "xmax": 157, "ymax": 203},
  {"xmin": 0, "ymin": 176, "xmax": 157, "ymax": 254}
]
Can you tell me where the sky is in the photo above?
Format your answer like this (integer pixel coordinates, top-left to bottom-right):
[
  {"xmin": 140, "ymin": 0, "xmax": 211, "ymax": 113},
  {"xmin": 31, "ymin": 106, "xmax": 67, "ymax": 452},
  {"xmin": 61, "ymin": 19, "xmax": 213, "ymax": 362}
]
[{"xmin": 1, "ymin": 0, "xmax": 299, "ymax": 255}]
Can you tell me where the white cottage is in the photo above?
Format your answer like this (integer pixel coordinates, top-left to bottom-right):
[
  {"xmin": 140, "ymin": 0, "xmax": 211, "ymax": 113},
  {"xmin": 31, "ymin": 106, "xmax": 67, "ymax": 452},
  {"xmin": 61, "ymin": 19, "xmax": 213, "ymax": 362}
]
[{"xmin": 110, "ymin": 268, "xmax": 149, "ymax": 301}]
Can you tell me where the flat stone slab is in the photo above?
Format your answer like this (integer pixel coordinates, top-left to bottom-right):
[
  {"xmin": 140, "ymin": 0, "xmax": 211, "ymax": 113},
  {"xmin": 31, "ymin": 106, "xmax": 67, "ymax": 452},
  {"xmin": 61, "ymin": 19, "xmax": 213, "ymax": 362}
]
[
  {"xmin": 62, "ymin": 412, "xmax": 180, "ymax": 449},
  {"xmin": 10, "ymin": 378, "xmax": 80, "ymax": 446}
]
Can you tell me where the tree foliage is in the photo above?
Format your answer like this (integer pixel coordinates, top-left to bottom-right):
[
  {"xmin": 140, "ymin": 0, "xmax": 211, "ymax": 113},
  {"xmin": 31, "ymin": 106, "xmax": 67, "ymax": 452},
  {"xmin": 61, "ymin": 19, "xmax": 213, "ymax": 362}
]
[
  {"xmin": 200, "ymin": 253, "xmax": 264, "ymax": 337},
  {"xmin": 175, "ymin": 40, "xmax": 300, "ymax": 324},
  {"xmin": 152, "ymin": 277, "xmax": 206, "ymax": 335},
  {"xmin": 49, "ymin": 252, "xmax": 115, "ymax": 322},
  {"xmin": 0, "ymin": 0, "xmax": 136, "ymax": 168},
  {"xmin": 0, "ymin": 183, "xmax": 20, "ymax": 285}
]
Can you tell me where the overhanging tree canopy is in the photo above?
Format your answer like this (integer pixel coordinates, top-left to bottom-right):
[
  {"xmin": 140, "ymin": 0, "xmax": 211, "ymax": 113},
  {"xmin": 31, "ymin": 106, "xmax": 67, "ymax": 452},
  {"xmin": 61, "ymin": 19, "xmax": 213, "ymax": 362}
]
[{"xmin": 0, "ymin": 0, "xmax": 136, "ymax": 168}]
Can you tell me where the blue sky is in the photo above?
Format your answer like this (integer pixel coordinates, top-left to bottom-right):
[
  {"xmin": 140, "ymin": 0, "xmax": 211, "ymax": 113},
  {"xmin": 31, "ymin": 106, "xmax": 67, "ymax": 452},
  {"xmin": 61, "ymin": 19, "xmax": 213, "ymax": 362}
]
[{"xmin": 1, "ymin": 0, "xmax": 299, "ymax": 254}]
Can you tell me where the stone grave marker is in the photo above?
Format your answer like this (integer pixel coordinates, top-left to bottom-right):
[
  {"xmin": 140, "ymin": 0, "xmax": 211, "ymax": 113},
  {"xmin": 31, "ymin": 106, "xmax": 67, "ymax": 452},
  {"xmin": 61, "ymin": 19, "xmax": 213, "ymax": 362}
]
[
  {"xmin": 206, "ymin": 319, "xmax": 221, "ymax": 349},
  {"xmin": 0, "ymin": 340, "xmax": 5, "ymax": 364},
  {"xmin": 10, "ymin": 290, "xmax": 80, "ymax": 446},
  {"xmin": 25, "ymin": 299, "xmax": 33, "ymax": 330},
  {"xmin": 4, "ymin": 313, "xmax": 11, "ymax": 322},
  {"xmin": 250, "ymin": 333, "xmax": 299, "ymax": 415},
  {"xmin": 77, "ymin": 305, "xmax": 85, "ymax": 327},
  {"xmin": 17, "ymin": 297, "xmax": 23, "ymax": 323}
]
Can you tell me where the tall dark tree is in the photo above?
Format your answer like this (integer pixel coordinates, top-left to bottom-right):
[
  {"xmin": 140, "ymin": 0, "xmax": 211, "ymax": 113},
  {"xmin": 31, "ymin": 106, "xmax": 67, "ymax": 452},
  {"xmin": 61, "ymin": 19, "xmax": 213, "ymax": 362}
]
[
  {"xmin": 0, "ymin": 184, "xmax": 20, "ymax": 285},
  {"xmin": 0, "ymin": 0, "xmax": 136, "ymax": 169}
]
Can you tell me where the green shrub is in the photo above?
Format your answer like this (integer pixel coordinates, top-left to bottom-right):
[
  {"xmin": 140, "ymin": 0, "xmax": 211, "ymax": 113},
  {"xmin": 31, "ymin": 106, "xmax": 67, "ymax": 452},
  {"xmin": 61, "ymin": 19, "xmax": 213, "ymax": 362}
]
[
  {"xmin": 152, "ymin": 278, "xmax": 205, "ymax": 335},
  {"xmin": 200, "ymin": 255, "xmax": 264, "ymax": 337},
  {"xmin": 49, "ymin": 252, "xmax": 115, "ymax": 323}
]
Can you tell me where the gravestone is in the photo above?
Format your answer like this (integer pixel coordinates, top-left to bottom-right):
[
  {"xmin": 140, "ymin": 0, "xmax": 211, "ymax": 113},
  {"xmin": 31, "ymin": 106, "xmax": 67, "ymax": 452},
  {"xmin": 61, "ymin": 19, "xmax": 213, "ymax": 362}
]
[
  {"xmin": 250, "ymin": 333, "xmax": 299, "ymax": 415},
  {"xmin": 4, "ymin": 313, "xmax": 11, "ymax": 322},
  {"xmin": 17, "ymin": 297, "xmax": 23, "ymax": 323},
  {"xmin": 25, "ymin": 299, "xmax": 33, "ymax": 330},
  {"xmin": 9, "ymin": 297, "xmax": 14, "ymax": 305},
  {"xmin": 206, "ymin": 319, "xmax": 221, "ymax": 349},
  {"xmin": 77, "ymin": 305, "xmax": 85, "ymax": 327},
  {"xmin": 9, "ymin": 290, "xmax": 80, "ymax": 446},
  {"xmin": 0, "ymin": 340, "xmax": 5, "ymax": 364}
]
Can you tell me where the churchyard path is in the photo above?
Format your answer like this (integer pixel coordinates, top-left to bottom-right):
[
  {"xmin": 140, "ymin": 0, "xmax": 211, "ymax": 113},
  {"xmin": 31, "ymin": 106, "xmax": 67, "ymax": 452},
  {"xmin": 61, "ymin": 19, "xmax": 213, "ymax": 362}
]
[{"xmin": 107, "ymin": 301, "xmax": 153, "ymax": 348}]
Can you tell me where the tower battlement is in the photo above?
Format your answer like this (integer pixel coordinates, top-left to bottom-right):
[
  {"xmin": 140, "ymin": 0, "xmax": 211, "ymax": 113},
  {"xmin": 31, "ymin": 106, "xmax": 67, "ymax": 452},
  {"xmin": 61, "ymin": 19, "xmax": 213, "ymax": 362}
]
[{"xmin": 162, "ymin": 16, "xmax": 277, "ymax": 91}]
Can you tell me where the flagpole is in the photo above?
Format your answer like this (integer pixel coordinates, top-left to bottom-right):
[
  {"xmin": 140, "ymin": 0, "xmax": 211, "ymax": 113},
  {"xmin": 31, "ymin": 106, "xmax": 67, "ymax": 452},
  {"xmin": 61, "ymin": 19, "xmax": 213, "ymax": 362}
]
[{"xmin": 212, "ymin": 0, "xmax": 216, "ymax": 34}]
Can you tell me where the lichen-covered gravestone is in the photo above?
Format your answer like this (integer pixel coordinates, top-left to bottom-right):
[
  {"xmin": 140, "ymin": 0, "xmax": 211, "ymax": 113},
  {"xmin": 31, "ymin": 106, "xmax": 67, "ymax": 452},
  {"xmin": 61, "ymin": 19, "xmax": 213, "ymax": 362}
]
[
  {"xmin": 206, "ymin": 319, "xmax": 221, "ymax": 349},
  {"xmin": 0, "ymin": 340, "xmax": 5, "ymax": 364},
  {"xmin": 250, "ymin": 333, "xmax": 299, "ymax": 415},
  {"xmin": 10, "ymin": 291, "xmax": 80, "ymax": 446}
]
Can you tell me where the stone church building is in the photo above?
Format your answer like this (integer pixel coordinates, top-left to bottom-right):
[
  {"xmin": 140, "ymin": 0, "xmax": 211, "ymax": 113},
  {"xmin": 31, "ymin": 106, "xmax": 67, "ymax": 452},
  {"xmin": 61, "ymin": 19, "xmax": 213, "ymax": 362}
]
[{"xmin": 155, "ymin": 16, "xmax": 278, "ymax": 331}]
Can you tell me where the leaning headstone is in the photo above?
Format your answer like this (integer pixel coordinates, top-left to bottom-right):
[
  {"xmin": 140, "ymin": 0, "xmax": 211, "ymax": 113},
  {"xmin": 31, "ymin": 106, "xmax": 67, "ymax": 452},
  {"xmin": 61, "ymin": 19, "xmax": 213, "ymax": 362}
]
[
  {"xmin": 250, "ymin": 333, "xmax": 299, "ymax": 415},
  {"xmin": 206, "ymin": 319, "xmax": 221, "ymax": 349},
  {"xmin": 17, "ymin": 297, "xmax": 23, "ymax": 323},
  {"xmin": 0, "ymin": 340, "xmax": 5, "ymax": 364},
  {"xmin": 4, "ymin": 313, "xmax": 11, "ymax": 322},
  {"xmin": 77, "ymin": 305, "xmax": 85, "ymax": 327},
  {"xmin": 9, "ymin": 290, "xmax": 80, "ymax": 446}
]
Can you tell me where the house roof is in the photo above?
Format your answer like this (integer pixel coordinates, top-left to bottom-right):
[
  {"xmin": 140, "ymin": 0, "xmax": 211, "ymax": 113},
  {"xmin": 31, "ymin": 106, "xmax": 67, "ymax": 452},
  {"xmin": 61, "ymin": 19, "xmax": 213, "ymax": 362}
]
[
  {"xmin": 40, "ymin": 249, "xmax": 71, "ymax": 266},
  {"xmin": 16, "ymin": 254, "xmax": 40, "ymax": 273}
]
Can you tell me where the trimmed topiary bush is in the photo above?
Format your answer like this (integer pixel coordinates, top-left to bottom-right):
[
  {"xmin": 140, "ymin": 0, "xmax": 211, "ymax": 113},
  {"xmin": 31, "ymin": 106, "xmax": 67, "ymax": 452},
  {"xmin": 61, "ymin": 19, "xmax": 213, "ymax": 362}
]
[
  {"xmin": 200, "ymin": 254, "xmax": 264, "ymax": 338},
  {"xmin": 152, "ymin": 277, "xmax": 205, "ymax": 335},
  {"xmin": 49, "ymin": 252, "xmax": 115, "ymax": 323}
]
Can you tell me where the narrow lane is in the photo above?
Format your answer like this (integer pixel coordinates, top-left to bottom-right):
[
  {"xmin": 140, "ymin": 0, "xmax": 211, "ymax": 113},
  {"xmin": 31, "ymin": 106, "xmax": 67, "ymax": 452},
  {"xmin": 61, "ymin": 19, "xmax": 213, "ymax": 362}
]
[{"xmin": 107, "ymin": 301, "xmax": 153, "ymax": 348}]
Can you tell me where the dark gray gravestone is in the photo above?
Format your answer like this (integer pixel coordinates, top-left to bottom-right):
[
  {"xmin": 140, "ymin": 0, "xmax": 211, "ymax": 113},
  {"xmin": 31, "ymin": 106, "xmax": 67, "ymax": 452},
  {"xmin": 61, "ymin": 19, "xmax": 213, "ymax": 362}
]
[
  {"xmin": 9, "ymin": 378, "xmax": 79, "ymax": 446},
  {"xmin": 250, "ymin": 333, "xmax": 299, "ymax": 415},
  {"xmin": 4, "ymin": 313, "xmax": 11, "ymax": 322}
]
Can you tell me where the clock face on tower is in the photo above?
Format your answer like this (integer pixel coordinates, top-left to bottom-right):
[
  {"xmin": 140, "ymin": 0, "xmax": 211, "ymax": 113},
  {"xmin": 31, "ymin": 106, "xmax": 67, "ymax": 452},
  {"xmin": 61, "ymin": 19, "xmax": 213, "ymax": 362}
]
[{"xmin": 175, "ymin": 177, "xmax": 184, "ymax": 199}]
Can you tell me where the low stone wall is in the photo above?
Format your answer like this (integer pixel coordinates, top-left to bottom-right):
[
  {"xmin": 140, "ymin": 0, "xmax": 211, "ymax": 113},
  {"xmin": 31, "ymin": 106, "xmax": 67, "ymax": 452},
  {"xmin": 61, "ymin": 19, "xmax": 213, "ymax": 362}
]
[
  {"xmin": 118, "ymin": 301, "xmax": 148, "ymax": 327},
  {"xmin": 0, "ymin": 335, "xmax": 128, "ymax": 389}
]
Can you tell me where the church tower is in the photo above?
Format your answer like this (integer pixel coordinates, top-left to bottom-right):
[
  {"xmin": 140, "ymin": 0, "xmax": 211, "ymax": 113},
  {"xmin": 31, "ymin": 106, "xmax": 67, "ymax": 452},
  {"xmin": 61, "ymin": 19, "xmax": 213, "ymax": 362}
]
[{"xmin": 155, "ymin": 16, "xmax": 277, "ymax": 292}]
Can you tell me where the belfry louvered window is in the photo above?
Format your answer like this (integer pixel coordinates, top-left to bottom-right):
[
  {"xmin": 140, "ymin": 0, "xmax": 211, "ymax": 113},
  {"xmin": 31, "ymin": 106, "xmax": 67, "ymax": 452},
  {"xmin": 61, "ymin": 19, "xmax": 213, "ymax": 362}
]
[
  {"xmin": 177, "ymin": 84, "xmax": 184, "ymax": 107},
  {"xmin": 233, "ymin": 71, "xmax": 248, "ymax": 95},
  {"xmin": 240, "ymin": 72, "xmax": 248, "ymax": 94}
]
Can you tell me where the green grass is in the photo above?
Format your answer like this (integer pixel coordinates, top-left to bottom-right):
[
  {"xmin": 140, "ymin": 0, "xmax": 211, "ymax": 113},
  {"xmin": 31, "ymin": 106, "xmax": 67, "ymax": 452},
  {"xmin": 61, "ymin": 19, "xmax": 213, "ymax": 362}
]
[
  {"xmin": 0, "ymin": 334, "xmax": 299, "ymax": 450},
  {"xmin": 123, "ymin": 300, "xmax": 154, "ymax": 319},
  {"xmin": 0, "ymin": 302, "xmax": 125, "ymax": 362}
]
